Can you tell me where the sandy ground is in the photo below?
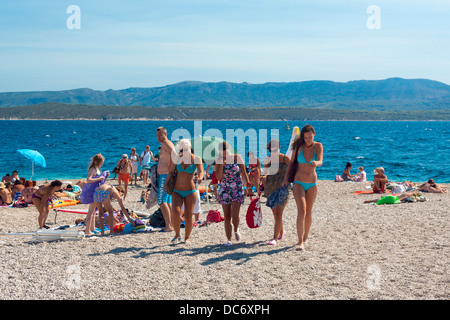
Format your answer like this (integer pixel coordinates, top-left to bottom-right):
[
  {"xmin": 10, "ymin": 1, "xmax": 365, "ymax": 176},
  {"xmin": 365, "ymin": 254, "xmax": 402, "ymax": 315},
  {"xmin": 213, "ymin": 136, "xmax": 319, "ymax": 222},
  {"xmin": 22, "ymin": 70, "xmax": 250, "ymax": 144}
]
[{"xmin": 0, "ymin": 179, "xmax": 448, "ymax": 300}]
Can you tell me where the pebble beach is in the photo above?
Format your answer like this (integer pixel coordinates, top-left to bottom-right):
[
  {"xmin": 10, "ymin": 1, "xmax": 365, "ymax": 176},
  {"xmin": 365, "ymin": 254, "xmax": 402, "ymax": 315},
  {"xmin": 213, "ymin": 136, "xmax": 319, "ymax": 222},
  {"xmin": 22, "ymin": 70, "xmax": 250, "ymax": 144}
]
[{"xmin": 0, "ymin": 179, "xmax": 448, "ymax": 300}]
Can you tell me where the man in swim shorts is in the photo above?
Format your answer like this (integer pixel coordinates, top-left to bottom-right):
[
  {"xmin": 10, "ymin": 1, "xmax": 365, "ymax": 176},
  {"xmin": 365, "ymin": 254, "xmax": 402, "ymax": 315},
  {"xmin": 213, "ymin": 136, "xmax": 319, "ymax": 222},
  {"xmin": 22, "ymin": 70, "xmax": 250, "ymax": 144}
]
[{"xmin": 156, "ymin": 127, "xmax": 174, "ymax": 232}]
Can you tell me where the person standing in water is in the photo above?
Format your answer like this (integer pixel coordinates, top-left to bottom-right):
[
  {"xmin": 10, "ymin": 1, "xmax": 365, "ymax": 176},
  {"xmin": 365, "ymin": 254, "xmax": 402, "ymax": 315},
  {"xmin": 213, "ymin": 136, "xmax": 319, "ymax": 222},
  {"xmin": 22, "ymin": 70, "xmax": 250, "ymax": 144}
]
[{"xmin": 283, "ymin": 124, "xmax": 323, "ymax": 251}]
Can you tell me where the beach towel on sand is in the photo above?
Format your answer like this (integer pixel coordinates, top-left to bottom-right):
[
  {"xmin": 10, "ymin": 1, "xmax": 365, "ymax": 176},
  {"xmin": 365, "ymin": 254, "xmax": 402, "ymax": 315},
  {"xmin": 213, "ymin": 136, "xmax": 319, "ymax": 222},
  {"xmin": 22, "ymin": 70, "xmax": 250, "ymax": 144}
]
[
  {"xmin": 351, "ymin": 190, "xmax": 391, "ymax": 195},
  {"xmin": 376, "ymin": 195, "xmax": 400, "ymax": 205}
]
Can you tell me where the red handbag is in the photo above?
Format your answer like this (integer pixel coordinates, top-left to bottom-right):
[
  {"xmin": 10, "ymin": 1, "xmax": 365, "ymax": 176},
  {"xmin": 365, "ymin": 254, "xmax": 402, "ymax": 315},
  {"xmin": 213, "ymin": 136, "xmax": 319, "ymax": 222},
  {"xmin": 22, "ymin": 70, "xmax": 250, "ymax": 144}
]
[{"xmin": 246, "ymin": 194, "xmax": 262, "ymax": 228}]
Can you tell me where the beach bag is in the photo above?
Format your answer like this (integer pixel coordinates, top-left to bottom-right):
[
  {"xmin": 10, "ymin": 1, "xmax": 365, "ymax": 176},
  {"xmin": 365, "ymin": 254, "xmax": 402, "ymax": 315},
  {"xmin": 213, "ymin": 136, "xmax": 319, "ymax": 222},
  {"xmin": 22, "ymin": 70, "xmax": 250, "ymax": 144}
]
[
  {"xmin": 148, "ymin": 208, "xmax": 165, "ymax": 228},
  {"xmin": 165, "ymin": 168, "xmax": 178, "ymax": 196},
  {"xmin": 334, "ymin": 175, "xmax": 344, "ymax": 182},
  {"xmin": 287, "ymin": 146, "xmax": 299, "ymax": 183},
  {"xmin": 246, "ymin": 196, "xmax": 262, "ymax": 228},
  {"xmin": 206, "ymin": 209, "xmax": 224, "ymax": 223}
]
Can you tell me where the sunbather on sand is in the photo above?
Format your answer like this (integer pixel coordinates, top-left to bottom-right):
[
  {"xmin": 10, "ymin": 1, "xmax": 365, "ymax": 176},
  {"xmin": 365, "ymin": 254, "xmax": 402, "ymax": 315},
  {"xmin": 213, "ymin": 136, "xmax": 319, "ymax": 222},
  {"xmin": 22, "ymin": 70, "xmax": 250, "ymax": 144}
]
[
  {"xmin": 418, "ymin": 179, "xmax": 447, "ymax": 193},
  {"xmin": 363, "ymin": 192, "xmax": 415, "ymax": 204},
  {"xmin": 0, "ymin": 182, "xmax": 13, "ymax": 206},
  {"xmin": 372, "ymin": 167, "xmax": 388, "ymax": 193}
]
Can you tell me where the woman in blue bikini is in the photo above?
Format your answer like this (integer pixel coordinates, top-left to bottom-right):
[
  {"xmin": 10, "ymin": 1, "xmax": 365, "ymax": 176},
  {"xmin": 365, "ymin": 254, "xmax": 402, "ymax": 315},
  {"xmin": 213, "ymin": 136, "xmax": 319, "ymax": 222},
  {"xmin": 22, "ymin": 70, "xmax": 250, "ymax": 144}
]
[
  {"xmin": 283, "ymin": 124, "xmax": 323, "ymax": 251},
  {"xmin": 164, "ymin": 139, "xmax": 203, "ymax": 244}
]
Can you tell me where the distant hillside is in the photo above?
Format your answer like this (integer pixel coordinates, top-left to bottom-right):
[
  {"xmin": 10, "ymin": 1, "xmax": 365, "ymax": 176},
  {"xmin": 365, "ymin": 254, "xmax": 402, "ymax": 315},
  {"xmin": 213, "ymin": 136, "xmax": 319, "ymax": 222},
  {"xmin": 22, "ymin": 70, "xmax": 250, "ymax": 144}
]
[
  {"xmin": 1, "ymin": 103, "xmax": 449, "ymax": 120},
  {"xmin": 1, "ymin": 78, "xmax": 450, "ymax": 111}
]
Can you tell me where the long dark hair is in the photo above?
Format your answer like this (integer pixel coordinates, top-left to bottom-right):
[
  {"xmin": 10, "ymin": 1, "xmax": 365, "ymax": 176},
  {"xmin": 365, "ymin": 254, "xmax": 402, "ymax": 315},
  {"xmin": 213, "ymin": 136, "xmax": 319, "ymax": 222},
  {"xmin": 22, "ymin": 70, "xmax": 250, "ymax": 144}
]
[{"xmin": 292, "ymin": 124, "xmax": 315, "ymax": 152}]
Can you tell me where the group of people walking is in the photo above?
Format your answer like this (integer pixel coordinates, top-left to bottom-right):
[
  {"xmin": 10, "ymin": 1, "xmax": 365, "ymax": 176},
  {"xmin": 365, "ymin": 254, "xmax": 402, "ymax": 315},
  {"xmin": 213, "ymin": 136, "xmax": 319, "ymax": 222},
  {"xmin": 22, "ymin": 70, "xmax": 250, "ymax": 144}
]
[
  {"xmin": 32, "ymin": 124, "xmax": 323, "ymax": 251},
  {"xmin": 158, "ymin": 124, "xmax": 323, "ymax": 251}
]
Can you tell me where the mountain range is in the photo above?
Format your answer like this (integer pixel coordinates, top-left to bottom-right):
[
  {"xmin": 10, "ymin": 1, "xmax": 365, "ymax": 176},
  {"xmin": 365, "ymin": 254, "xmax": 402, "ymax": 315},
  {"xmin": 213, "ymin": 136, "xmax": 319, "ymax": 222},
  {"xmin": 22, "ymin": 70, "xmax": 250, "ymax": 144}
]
[{"xmin": 1, "ymin": 78, "xmax": 450, "ymax": 110}]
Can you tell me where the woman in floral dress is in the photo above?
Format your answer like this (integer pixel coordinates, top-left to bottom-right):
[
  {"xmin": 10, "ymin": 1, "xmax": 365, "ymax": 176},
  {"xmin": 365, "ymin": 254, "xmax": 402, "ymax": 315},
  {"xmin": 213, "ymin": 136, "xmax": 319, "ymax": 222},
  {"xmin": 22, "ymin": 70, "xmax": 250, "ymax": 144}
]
[{"xmin": 215, "ymin": 141, "xmax": 250, "ymax": 246}]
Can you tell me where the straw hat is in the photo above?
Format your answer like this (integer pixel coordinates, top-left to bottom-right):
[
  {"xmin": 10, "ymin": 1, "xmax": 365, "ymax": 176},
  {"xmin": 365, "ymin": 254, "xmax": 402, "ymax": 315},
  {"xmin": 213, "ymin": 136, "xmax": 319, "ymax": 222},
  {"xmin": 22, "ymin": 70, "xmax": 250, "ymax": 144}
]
[{"xmin": 0, "ymin": 182, "xmax": 5, "ymax": 189}]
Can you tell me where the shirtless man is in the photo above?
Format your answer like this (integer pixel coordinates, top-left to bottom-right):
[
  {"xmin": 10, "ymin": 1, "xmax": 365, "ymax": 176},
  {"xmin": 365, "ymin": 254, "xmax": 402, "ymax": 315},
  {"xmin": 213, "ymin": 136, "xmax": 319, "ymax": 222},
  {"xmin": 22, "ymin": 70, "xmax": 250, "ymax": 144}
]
[
  {"xmin": 156, "ymin": 127, "xmax": 174, "ymax": 232},
  {"xmin": 0, "ymin": 182, "xmax": 13, "ymax": 206}
]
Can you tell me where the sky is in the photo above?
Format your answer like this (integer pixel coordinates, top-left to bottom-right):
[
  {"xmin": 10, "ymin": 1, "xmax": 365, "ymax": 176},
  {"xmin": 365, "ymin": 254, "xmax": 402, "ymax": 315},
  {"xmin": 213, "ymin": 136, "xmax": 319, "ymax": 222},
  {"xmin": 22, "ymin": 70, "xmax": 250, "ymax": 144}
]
[{"xmin": 0, "ymin": 0, "xmax": 449, "ymax": 92}]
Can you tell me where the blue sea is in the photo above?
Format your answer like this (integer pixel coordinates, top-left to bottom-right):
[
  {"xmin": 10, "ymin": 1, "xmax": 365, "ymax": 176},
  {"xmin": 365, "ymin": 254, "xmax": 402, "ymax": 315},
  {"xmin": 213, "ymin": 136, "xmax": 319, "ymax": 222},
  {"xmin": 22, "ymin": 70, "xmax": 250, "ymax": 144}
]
[{"xmin": 1, "ymin": 120, "xmax": 449, "ymax": 183}]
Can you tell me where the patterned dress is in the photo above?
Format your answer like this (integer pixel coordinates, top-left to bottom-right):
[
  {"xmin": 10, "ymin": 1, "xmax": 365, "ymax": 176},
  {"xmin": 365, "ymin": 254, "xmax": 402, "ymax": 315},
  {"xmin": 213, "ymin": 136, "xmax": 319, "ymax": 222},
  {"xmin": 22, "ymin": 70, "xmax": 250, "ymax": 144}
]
[{"xmin": 218, "ymin": 162, "xmax": 244, "ymax": 205}]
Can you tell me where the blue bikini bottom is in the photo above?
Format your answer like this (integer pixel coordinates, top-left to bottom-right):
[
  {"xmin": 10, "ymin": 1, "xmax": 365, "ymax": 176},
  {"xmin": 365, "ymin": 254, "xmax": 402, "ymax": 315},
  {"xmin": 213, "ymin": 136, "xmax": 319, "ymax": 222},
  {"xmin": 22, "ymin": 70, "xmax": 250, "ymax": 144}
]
[
  {"xmin": 293, "ymin": 181, "xmax": 317, "ymax": 192},
  {"xmin": 173, "ymin": 189, "xmax": 197, "ymax": 198}
]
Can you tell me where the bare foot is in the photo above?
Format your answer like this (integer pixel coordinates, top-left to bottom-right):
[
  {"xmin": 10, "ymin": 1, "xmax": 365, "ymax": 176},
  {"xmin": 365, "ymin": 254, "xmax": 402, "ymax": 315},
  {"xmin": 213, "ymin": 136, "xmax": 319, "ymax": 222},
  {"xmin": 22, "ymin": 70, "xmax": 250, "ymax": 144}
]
[{"xmin": 296, "ymin": 242, "xmax": 305, "ymax": 251}]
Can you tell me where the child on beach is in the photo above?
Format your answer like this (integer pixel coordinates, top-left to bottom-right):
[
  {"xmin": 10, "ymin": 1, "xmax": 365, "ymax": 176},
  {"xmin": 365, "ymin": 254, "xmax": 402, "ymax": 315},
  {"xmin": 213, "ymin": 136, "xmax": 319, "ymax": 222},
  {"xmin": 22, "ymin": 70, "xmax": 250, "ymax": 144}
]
[
  {"xmin": 354, "ymin": 166, "xmax": 367, "ymax": 182},
  {"xmin": 81, "ymin": 154, "xmax": 109, "ymax": 235},
  {"xmin": 93, "ymin": 184, "xmax": 135, "ymax": 235}
]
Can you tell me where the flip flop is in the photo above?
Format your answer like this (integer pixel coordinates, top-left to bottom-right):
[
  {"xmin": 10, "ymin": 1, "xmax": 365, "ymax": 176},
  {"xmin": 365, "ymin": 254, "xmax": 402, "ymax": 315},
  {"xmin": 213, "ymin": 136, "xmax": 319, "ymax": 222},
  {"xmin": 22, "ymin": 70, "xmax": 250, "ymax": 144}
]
[{"xmin": 171, "ymin": 237, "xmax": 181, "ymax": 244}]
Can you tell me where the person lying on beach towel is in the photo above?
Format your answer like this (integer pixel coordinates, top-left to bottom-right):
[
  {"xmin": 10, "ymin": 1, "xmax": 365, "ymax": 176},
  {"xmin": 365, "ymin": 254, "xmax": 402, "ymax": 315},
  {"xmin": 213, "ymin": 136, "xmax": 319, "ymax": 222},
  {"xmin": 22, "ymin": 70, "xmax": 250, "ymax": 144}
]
[
  {"xmin": 418, "ymin": 179, "xmax": 447, "ymax": 193},
  {"xmin": 363, "ymin": 192, "xmax": 426, "ymax": 204}
]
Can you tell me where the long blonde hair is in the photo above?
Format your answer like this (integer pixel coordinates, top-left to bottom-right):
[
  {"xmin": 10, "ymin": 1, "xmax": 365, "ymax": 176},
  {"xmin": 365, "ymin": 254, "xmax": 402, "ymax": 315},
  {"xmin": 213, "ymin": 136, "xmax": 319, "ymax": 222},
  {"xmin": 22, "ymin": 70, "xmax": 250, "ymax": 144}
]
[{"xmin": 89, "ymin": 153, "xmax": 104, "ymax": 170}]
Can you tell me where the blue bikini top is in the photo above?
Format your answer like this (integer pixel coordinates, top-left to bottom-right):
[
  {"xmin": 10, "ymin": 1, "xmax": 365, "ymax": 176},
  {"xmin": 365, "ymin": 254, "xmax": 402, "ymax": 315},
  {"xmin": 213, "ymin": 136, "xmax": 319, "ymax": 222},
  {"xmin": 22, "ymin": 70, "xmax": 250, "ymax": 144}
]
[
  {"xmin": 176, "ymin": 163, "xmax": 196, "ymax": 174},
  {"xmin": 297, "ymin": 143, "xmax": 317, "ymax": 164}
]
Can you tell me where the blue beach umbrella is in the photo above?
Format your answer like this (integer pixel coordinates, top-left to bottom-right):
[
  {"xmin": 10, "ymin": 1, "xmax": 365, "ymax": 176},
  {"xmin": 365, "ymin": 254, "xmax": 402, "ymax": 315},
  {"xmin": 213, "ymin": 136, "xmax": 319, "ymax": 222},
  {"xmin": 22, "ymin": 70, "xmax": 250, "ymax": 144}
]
[{"xmin": 17, "ymin": 149, "xmax": 47, "ymax": 180}]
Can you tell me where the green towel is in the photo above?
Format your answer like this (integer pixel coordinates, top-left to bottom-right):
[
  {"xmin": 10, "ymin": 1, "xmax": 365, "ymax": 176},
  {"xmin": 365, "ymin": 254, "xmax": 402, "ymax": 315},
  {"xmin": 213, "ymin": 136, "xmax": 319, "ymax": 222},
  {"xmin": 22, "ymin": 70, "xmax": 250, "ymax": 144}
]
[{"xmin": 376, "ymin": 195, "xmax": 400, "ymax": 205}]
